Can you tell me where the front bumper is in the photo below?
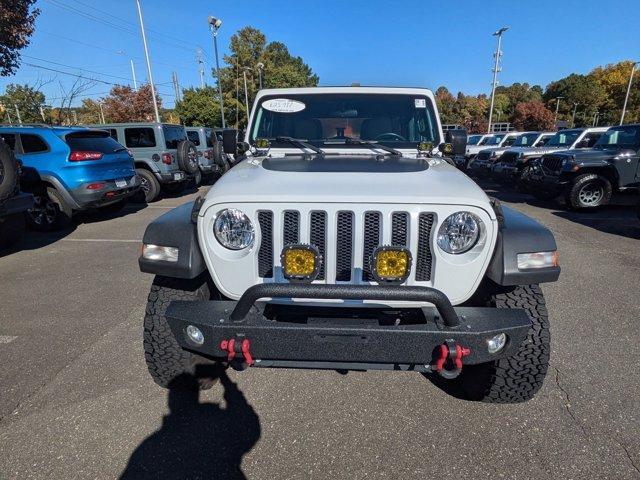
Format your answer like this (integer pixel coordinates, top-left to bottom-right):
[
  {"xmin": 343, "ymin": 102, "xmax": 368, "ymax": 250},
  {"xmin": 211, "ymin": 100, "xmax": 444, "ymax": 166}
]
[
  {"xmin": 491, "ymin": 162, "xmax": 519, "ymax": 180},
  {"xmin": 165, "ymin": 284, "xmax": 531, "ymax": 371},
  {"xmin": 157, "ymin": 171, "xmax": 188, "ymax": 184},
  {"xmin": 526, "ymin": 168, "xmax": 568, "ymax": 193},
  {"xmin": 71, "ymin": 175, "xmax": 141, "ymax": 208}
]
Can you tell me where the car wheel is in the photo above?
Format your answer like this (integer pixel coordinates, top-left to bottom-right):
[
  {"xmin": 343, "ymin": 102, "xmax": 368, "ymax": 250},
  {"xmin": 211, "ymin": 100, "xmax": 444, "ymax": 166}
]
[
  {"xmin": 0, "ymin": 213, "xmax": 26, "ymax": 249},
  {"xmin": 176, "ymin": 140, "xmax": 199, "ymax": 174},
  {"xmin": 144, "ymin": 274, "xmax": 224, "ymax": 390},
  {"xmin": 26, "ymin": 187, "xmax": 73, "ymax": 231},
  {"xmin": 132, "ymin": 168, "xmax": 160, "ymax": 203},
  {"xmin": 566, "ymin": 173, "xmax": 612, "ymax": 210},
  {"xmin": 452, "ymin": 284, "xmax": 550, "ymax": 403}
]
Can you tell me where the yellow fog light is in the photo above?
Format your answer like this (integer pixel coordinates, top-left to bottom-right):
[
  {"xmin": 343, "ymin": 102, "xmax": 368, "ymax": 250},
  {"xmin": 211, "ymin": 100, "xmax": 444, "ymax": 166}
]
[
  {"xmin": 418, "ymin": 141, "xmax": 433, "ymax": 152},
  {"xmin": 281, "ymin": 244, "xmax": 321, "ymax": 282},
  {"xmin": 371, "ymin": 246, "xmax": 412, "ymax": 283},
  {"xmin": 255, "ymin": 138, "xmax": 271, "ymax": 149}
]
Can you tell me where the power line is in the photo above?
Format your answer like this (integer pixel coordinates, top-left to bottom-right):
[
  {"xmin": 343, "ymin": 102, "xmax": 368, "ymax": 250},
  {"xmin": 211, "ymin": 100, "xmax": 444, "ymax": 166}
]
[
  {"xmin": 22, "ymin": 62, "xmax": 120, "ymax": 85},
  {"xmin": 22, "ymin": 55, "xmax": 133, "ymax": 82}
]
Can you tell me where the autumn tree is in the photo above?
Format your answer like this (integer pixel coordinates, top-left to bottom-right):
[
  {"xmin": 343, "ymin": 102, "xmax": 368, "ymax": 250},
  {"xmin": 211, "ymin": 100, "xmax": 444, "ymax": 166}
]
[
  {"xmin": 102, "ymin": 84, "xmax": 161, "ymax": 123},
  {"xmin": 511, "ymin": 101, "xmax": 555, "ymax": 131},
  {"xmin": 0, "ymin": 83, "xmax": 46, "ymax": 123},
  {"xmin": 77, "ymin": 98, "xmax": 103, "ymax": 124},
  {"xmin": 0, "ymin": 0, "xmax": 40, "ymax": 76},
  {"xmin": 590, "ymin": 61, "xmax": 639, "ymax": 124}
]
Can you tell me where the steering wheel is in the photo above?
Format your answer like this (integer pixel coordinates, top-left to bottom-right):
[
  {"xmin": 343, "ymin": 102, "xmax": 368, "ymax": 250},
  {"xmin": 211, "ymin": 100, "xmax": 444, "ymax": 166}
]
[{"xmin": 374, "ymin": 133, "xmax": 406, "ymax": 141}]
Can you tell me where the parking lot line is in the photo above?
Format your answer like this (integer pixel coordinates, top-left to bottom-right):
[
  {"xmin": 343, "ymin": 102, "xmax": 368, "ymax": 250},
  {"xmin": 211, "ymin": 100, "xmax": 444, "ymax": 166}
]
[
  {"xmin": 0, "ymin": 336, "xmax": 18, "ymax": 344},
  {"xmin": 61, "ymin": 238, "xmax": 140, "ymax": 243}
]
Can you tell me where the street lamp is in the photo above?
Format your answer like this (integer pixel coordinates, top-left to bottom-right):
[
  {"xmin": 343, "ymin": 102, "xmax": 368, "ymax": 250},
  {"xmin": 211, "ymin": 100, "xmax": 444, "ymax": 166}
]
[
  {"xmin": 256, "ymin": 62, "xmax": 264, "ymax": 90},
  {"xmin": 553, "ymin": 96, "xmax": 564, "ymax": 126},
  {"xmin": 135, "ymin": 0, "xmax": 160, "ymax": 123},
  {"xmin": 620, "ymin": 61, "xmax": 637, "ymax": 125},
  {"xmin": 242, "ymin": 67, "xmax": 252, "ymax": 123},
  {"xmin": 571, "ymin": 102, "xmax": 579, "ymax": 128},
  {"xmin": 208, "ymin": 15, "xmax": 226, "ymax": 128},
  {"xmin": 487, "ymin": 27, "xmax": 508, "ymax": 134}
]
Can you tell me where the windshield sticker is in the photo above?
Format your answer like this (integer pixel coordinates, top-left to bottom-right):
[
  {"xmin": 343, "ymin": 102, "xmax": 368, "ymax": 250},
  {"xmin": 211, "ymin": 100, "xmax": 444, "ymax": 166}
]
[
  {"xmin": 262, "ymin": 98, "xmax": 306, "ymax": 113},
  {"xmin": 414, "ymin": 98, "xmax": 426, "ymax": 108}
]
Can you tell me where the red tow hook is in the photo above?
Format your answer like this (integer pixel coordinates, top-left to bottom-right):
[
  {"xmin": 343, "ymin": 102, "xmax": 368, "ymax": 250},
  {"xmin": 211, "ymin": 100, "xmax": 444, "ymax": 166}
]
[
  {"xmin": 432, "ymin": 340, "xmax": 471, "ymax": 379},
  {"xmin": 220, "ymin": 338, "xmax": 254, "ymax": 366}
]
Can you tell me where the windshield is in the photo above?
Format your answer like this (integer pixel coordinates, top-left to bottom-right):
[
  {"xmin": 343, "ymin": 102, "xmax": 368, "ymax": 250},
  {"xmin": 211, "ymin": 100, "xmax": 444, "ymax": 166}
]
[
  {"xmin": 594, "ymin": 126, "xmax": 640, "ymax": 149},
  {"xmin": 484, "ymin": 134, "xmax": 506, "ymax": 146},
  {"xmin": 546, "ymin": 129, "xmax": 581, "ymax": 147},
  {"xmin": 250, "ymin": 93, "xmax": 440, "ymax": 149},
  {"xmin": 467, "ymin": 135, "xmax": 482, "ymax": 146},
  {"xmin": 478, "ymin": 136, "xmax": 493, "ymax": 145},
  {"xmin": 513, "ymin": 133, "xmax": 540, "ymax": 147}
]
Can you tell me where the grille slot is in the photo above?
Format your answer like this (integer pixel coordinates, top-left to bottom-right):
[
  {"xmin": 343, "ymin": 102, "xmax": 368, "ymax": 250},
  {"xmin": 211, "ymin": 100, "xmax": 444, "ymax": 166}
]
[
  {"xmin": 283, "ymin": 211, "xmax": 300, "ymax": 245},
  {"xmin": 391, "ymin": 212, "xmax": 409, "ymax": 246},
  {"xmin": 362, "ymin": 212, "xmax": 382, "ymax": 281},
  {"xmin": 257, "ymin": 211, "xmax": 274, "ymax": 278},
  {"xmin": 310, "ymin": 211, "xmax": 327, "ymax": 280},
  {"xmin": 336, "ymin": 211, "xmax": 354, "ymax": 281},
  {"xmin": 542, "ymin": 155, "xmax": 563, "ymax": 172},
  {"xmin": 415, "ymin": 213, "xmax": 434, "ymax": 281},
  {"xmin": 501, "ymin": 151, "xmax": 518, "ymax": 165}
]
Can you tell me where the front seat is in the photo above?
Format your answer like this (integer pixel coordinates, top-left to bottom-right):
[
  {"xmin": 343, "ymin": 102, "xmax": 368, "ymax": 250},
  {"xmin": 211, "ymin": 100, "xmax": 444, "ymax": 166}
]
[
  {"xmin": 360, "ymin": 117, "xmax": 392, "ymax": 140},
  {"xmin": 293, "ymin": 119, "xmax": 322, "ymax": 141}
]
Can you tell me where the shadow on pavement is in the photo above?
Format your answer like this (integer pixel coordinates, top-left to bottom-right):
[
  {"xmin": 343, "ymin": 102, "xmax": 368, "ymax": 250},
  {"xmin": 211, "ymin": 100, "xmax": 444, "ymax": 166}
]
[{"xmin": 120, "ymin": 368, "xmax": 261, "ymax": 480}]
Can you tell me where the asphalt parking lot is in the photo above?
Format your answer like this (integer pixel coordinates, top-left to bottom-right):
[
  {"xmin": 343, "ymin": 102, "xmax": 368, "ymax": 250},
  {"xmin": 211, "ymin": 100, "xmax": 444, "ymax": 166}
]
[{"xmin": 1, "ymin": 181, "xmax": 639, "ymax": 480}]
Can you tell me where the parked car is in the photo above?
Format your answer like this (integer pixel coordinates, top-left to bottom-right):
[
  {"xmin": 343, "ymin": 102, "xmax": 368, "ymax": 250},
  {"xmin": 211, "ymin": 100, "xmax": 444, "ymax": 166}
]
[
  {"xmin": 138, "ymin": 86, "xmax": 559, "ymax": 404},
  {"xmin": 96, "ymin": 123, "xmax": 198, "ymax": 202},
  {"xmin": 493, "ymin": 127, "xmax": 607, "ymax": 186},
  {"xmin": 468, "ymin": 131, "xmax": 551, "ymax": 177},
  {"xmin": 0, "ymin": 126, "xmax": 140, "ymax": 231},
  {"xmin": 463, "ymin": 133, "xmax": 496, "ymax": 167},
  {"xmin": 465, "ymin": 131, "xmax": 520, "ymax": 170},
  {"xmin": 0, "ymin": 136, "xmax": 33, "ymax": 248},
  {"xmin": 185, "ymin": 126, "xmax": 229, "ymax": 179},
  {"xmin": 525, "ymin": 124, "xmax": 640, "ymax": 209}
]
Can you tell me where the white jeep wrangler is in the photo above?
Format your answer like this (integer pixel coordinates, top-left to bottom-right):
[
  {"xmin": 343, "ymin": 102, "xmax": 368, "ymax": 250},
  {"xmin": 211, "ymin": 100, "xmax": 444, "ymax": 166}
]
[{"xmin": 139, "ymin": 87, "xmax": 560, "ymax": 403}]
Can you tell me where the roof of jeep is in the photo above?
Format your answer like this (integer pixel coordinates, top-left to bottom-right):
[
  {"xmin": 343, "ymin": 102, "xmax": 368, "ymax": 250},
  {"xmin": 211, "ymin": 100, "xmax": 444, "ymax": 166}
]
[
  {"xmin": 255, "ymin": 86, "xmax": 435, "ymax": 97},
  {"xmin": 88, "ymin": 122, "xmax": 183, "ymax": 128}
]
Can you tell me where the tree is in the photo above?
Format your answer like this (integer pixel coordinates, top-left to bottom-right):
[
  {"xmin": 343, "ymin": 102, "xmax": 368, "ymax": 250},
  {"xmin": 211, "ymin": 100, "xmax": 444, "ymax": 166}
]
[
  {"xmin": 590, "ymin": 61, "xmax": 640, "ymax": 124},
  {"xmin": 435, "ymin": 86, "xmax": 456, "ymax": 124},
  {"xmin": 0, "ymin": 0, "xmax": 40, "ymax": 76},
  {"xmin": 77, "ymin": 98, "xmax": 102, "ymax": 124},
  {"xmin": 543, "ymin": 74, "xmax": 605, "ymax": 126},
  {"xmin": 102, "ymin": 84, "xmax": 161, "ymax": 123},
  {"xmin": 175, "ymin": 87, "xmax": 222, "ymax": 127},
  {"xmin": 511, "ymin": 101, "xmax": 555, "ymax": 131},
  {"xmin": 494, "ymin": 82, "xmax": 543, "ymax": 120},
  {"xmin": 0, "ymin": 83, "xmax": 45, "ymax": 123}
]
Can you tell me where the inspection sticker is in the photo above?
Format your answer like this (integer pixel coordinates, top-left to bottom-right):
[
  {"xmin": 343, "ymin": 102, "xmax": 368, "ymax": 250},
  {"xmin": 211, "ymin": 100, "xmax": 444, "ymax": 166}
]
[
  {"xmin": 262, "ymin": 98, "xmax": 306, "ymax": 113},
  {"xmin": 414, "ymin": 98, "xmax": 427, "ymax": 108}
]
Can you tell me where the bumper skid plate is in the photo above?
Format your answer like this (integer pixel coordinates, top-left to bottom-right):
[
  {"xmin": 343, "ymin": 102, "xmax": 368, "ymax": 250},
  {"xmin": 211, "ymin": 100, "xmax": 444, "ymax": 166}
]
[{"xmin": 165, "ymin": 284, "xmax": 531, "ymax": 372}]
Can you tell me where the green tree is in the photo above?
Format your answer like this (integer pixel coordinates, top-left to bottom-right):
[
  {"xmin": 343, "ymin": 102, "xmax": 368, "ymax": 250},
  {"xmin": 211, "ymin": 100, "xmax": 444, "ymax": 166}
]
[
  {"xmin": 590, "ymin": 61, "xmax": 639, "ymax": 124},
  {"xmin": 0, "ymin": 0, "xmax": 39, "ymax": 76},
  {"xmin": 494, "ymin": 82, "xmax": 543, "ymax": 120},
  {"xmin": 0, "ymin": 83, "xmax": 46, "ymax": 123},
  {"xmin": 175, "ymin": 87, "xmax": 222, "ymax": 127},
  {"xmin": 435, "ymin": 86, "xmax": 456, "ymax": 124},
  {"xmin": 543, "ymin": 74, "xmax": 605, "ymax": 126}
]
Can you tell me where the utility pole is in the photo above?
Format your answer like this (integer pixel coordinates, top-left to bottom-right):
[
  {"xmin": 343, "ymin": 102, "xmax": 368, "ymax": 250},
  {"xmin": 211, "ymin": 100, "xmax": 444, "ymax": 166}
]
[
  {"xmin": 99, "ymin": 102, "xmax": 105, "ymax": 124},
  {"xmin": 571, "ymin": 103, "xmax": 579, "ymax": 127},
  {"xmin": 256, "ymin": 62, "xmax": 264, "ymax": 90},
  {"xmin": 592, "ymin": 110, "xmax": 599, "ymax": 127},
  {"xmin": 14, "ymin": 105, "xmax": 22, "ymax": 125},
  {"xmin": 172, "ymin": 71, "xmax": 181, "ymax": 102},
  {"xmin": 553, "ymin": 97, "xmax": 564, "ymax": 126},
  {"xmin": 197, "ymin": 49, "xmax": 205, "ymax": 88},
  {"xmin": 620, "ymin": 61, "xmax": 637, "ymax": 125},
  {"xmin": 135, "ymin": 0, "xmax": 160, "ymax": 123},
  {"xmin": 208, "ymin": 16, "xmax": 226, "ymax": 128},
  {"xmin": 487, "ymin": 27, "xmax": 508, "ymax": 134},
  {"xmin": 39, "ymin": 105, "xmax": 46, "ymax": 123},
  {"xmin": 243, "ymin": 67, "xmax": 251, "ymax": 123},
  {"xmin": 130, "ymin": 59, "xmax": 138, "ymax": 89}
]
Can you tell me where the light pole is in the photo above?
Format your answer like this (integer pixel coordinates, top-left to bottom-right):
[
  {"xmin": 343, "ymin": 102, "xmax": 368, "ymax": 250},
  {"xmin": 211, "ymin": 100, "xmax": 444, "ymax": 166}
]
[
  {"xmin": 487, "ymin": 27, "xmax": 508, "ymax": 134},
  {"xmin": 130, "ymin": 59, "xmax": 138, "ymax": 89},
  {"xmin": 135, "ymin": 0, "xmax": 160, "ymax": 123},
  {"xmin": 99, "ymin": 102, "xmax": 105, "ymax": 124},
  {"xmin": 14, "ymin": 104, "xmax": 22, "ymax": 125},
  {"xmin": 553, "ymin": 96, "xmax": 564, "ymax": 126},
  {"xmin": 256, "ymin": 62, "xmax": 264, "ymax": 90},
  {"xmin": 592, "ymin": 110, "xmax": 599, "ymax": 127},
  {"xmin": 571, "ymin": 102, "xmax": 579, "ymax": 127},
  {"xmin": 620, "ymin": 61, "xmax": 637, "ymax": 125},
  {"xmin": 242, "ymin": 67, "xmax": 251, "ymax": 123},
  {"xmin": 208, "ymin": 15, "xmax": 226, "ymax": 128}
]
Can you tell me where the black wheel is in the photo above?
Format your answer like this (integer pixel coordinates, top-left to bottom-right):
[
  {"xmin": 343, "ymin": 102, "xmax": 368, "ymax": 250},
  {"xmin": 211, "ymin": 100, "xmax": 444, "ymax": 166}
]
[
  {"xmin": 176, "ymin": 140, "xmax": 199, "ymax": 174},
  {"xmin": 162, "ymin": 181, "xmax": 186, "ymax": 195},
  {"xmin": 454, "ymin": 285, "xmax": 550, "ymax": 403},
  {"xmin": 516, "ymin": 166, "xmax": 533, "ymax": 193},
  {"xmin": 0, "ymin": 213, "xmax": 26, "ymax": 249},
  {"xmin": 132, "ymin": 168, "xmax": 160, "ymax": 203},
  {"xmin": 0, "ymin": 138, "xmax": 18, "ymax": 202},
  {"xmin": 26, "ymin": 187, "xmax": 73, "ymax": 231},
  {"xmin": 566, "ymin": 173, "xmax": 612, "ymax": 210},
  {"xmin": 143, "ymin": 274, "xmax": 223, "ymax": 390}
]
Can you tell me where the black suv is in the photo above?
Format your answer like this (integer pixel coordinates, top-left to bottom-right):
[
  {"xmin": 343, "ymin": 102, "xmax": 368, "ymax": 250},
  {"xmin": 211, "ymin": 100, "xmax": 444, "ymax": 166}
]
[
  {"xmin": 0, "ymin": 137, "xmax": 33, "ymax": 248},
  {"xmin": 526, "ymin": 125, "xmax": 640, "ymax": 209}
]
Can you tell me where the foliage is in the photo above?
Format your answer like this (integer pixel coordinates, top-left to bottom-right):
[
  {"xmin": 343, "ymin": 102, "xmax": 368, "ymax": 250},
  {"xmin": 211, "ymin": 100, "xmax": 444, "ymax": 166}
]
[
  {"xmin": 77, "ymin": 98, "xmax": 102, "ymax": 124},
  {"xmin": 101, "ymin": 84, "xmax": 161, "ymax": 123},
  {"xmin": 0, "ymin": 0, "xmax": 40, "ymax": 76},
  {"xmin": 175, "ymin": 87, "xmax": 222, "ymax": 127},
  {"xmin": 0, "ymin": 83, "xmax": 45, "ymax": 123},
  {"xmin": 511, "ymin": 101, "xmax": 555, "ymax": 131}
]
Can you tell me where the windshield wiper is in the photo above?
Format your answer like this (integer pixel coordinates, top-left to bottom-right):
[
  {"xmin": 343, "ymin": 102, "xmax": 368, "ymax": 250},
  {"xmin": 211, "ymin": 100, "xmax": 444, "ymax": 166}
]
[
  {"xmin": 343, "ymin": 137, "xmax": 402, "ymax": 156},
  {"xmin": 275, "ymin": 136, "xmax": 325, "ymax": 156}
]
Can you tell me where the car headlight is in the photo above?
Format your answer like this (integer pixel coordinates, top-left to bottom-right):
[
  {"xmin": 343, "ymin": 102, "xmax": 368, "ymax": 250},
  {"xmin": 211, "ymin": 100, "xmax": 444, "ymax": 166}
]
[
  {"xmin": 214, "ymin": 208, "xmax": 255, "ymax": 250},
  {"xmin": 437, "ymin": 212, "xmax": 481, "ymax": 254}
]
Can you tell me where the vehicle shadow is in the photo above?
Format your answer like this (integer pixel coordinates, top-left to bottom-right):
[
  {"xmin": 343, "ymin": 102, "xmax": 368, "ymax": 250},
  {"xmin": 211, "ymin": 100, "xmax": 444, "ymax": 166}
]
[
  {"xmin": 119, "ymin": 367, "xmax": 261, "ymax": 480},
  {"xmin": 0, "ymin": 223, "xmax": 77, "ymax": 258}
]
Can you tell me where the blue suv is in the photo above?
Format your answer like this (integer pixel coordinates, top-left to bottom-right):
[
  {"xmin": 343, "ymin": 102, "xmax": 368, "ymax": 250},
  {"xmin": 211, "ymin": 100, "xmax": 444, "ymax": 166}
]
[{"xmin": 0, "ymin": 126, "xmax": 140, "ymax": 230}]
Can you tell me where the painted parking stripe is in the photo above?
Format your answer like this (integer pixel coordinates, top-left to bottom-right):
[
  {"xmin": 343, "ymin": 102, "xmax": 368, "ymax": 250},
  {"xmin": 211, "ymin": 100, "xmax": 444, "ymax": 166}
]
[
  {"xmin": 0, "ymin": 336, "xmax": 18, "ymax": 344},
  {"xmin": 61, "ymin": 238, "xmax": 140, "ymax": 243}
]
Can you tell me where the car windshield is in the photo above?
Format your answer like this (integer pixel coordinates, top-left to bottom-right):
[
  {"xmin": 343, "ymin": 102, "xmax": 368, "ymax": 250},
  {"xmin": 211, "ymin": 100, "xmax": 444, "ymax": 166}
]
[
  {"xmin": 545, "ymin": 129, "xmax": 581, "ymax": 147},
  {"xmin": 250, "ymin": 93, "xmax": 440, "ymax": 149},
  {"xmin": 594, "ymin": 126, "xmax": 640, "ymax": 149},
  {"xmin": 467, "ymin": 135, "xmax": 482, "ymax": 145},
  {"xmin": 478, "ymin": 136, "xmax": 493, "ymax": 145},
  {"xmin": 513, "ymin": 133, "xmax": 540, "ymax": 147},
  {"xmin": 484, "ymin": 135, "xmax": 505, "ymax": 146}
]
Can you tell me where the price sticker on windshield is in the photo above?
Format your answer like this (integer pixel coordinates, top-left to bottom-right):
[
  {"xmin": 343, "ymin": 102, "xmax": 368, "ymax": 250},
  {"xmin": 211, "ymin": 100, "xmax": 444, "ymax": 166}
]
[
  {"xmin": 414, "ymin": 98, "xmax": 426, "ymax": 108},
  {"xmin": 262, "ymin": 98, "xmax": 306, "ymax": 113}
]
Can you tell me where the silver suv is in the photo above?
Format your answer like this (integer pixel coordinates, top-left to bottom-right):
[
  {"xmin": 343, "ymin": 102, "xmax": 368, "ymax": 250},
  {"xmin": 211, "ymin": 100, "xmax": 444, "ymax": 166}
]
[{"xmin": 185, "ymin": 127, "xmax": 229, "ymax": 178}]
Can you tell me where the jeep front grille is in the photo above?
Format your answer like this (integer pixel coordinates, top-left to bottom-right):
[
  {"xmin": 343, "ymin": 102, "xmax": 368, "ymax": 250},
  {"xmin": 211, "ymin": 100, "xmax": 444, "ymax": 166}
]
[
  {"xmin": 501, "ymin": 151, "xmax": 519, "ymax": 165},
  {"xmin": 256, "ymin": 209, "xmax": 434, "ymax": 283},
  {"xmin": 542, "ymin": 155, "xmax": 563, "ymax": 172}
]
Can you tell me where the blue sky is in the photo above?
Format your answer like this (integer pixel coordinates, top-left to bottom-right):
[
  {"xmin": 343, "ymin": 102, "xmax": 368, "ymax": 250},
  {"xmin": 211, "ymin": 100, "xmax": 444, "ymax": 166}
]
[{"xmin": 3, "ymin": 0, "xmax": 639, "ymax": 108}]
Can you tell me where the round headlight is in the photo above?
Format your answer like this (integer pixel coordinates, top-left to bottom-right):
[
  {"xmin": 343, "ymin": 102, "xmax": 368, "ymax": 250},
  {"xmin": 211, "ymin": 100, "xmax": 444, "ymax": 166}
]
[
  {"xmin": 214, "ymin": 208, "xmax": 255, "ymax": 250},
  {"xmin": 437, "ymin": 212, "xmax": 481, "ymax": 254}
]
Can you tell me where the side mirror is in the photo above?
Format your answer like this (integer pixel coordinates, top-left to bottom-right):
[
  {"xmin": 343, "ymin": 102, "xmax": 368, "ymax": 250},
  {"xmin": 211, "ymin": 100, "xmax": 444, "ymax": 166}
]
[
  {"xmin": 444, "ymin": 129, "xmax": 467, "ymax": 156},
  {"xmin": 222, "ymin": 129, "xmax": 238, "ymax": 154}
]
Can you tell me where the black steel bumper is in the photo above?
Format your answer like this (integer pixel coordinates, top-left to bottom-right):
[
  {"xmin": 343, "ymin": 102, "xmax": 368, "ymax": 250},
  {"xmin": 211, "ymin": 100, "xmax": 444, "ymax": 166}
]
[
  {"xmin": 469, "ymin": 159, "xmax": 494, "ymax": 177},
  {"xmin": 165, "ymin": 284, "xmax": 531, "ymax": 371},
  {"xmin": 527, "ymin": 170, "xmax": 568, "ymax": 192}
]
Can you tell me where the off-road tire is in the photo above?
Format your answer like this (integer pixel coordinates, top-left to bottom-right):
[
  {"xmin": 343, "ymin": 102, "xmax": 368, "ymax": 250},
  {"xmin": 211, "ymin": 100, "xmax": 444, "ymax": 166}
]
[
  {"xmin": 455, "ymin": 284, "xmax": 550, "ymax": 403},
  {"xmin": 26, "ymin": 187, "xmax": 73, "ymax": 231},
  {"xmin": 565, "ymin": 173, "xmax": 612, "ymax": 210},
  {"xmin": 132, "ymin": 168, "xmax": 160, "ymax": 203},
  {"xmin": 176, "ymin": 140, "xmax": 199, "ymax": 174},
  {"xmin": 0, "ymin": 138, "xmax": 18, "ymax": 203},
  {"xmin": 0, "ymin": 213, "xmax": 26, "ymax": 249},
  {"xmin": 143, "ymin": 275, "xmax": 219, "ymax": 390}
]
